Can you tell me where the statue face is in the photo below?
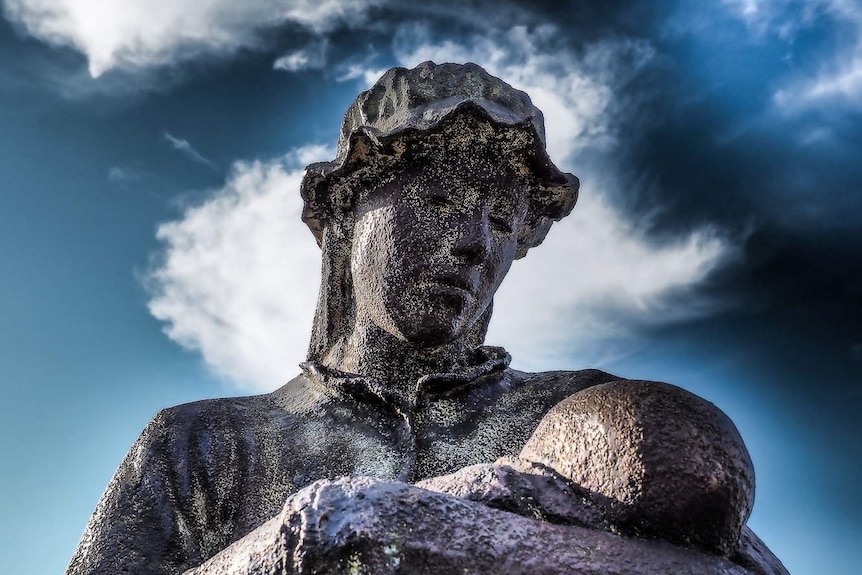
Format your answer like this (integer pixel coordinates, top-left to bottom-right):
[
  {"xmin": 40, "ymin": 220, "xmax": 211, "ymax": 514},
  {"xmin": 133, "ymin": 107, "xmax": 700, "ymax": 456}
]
[{"xmin": 350, "ymin": 154, "xmax": 528, "ymax": 347}]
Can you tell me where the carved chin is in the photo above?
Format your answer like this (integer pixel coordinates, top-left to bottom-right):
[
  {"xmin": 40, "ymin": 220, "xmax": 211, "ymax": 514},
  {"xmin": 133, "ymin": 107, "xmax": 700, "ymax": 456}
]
[
  {"xmin": 396, "ymin": 303, "xmax": 473, "ymax": 348},
  {"xmin": 405, "ymin": 317, "xmax": 463, "ymax": 348}
]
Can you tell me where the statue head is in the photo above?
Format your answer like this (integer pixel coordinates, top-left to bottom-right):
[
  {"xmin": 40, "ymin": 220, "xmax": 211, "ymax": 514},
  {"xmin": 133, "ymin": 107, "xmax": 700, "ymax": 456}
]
[{"xmin": 300, "ymin": 61, "xmax": 579, "ymax": 364}]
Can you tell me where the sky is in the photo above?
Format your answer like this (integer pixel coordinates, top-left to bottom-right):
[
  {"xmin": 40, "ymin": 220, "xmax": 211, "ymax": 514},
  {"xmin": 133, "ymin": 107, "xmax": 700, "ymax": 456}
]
[{"xmin": 1, "ymin": 1, "xmax": 860, "ymax": 573}]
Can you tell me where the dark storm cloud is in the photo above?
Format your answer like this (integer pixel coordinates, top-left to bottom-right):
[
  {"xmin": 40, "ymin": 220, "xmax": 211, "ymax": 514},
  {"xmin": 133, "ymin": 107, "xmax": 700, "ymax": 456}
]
[
  {"xmin": 593, "ymin": 9, "xmax": 862, "ymax": 363},
  {"xmin": 392, "ymin": 0, "xmax": 660, "ymax": 34}
]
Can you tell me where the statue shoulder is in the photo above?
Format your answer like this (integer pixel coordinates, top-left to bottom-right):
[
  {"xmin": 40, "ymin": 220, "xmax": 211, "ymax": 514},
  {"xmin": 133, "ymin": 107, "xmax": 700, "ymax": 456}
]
[
  {"xmin": 66, "ymin": 394, "xmax": 275, "ymax": 575},
  {"xmin": 144, "ymin": 373, "xmax": 315, "ymax": 441},
  {"xmin": 66, "ymin": 390, "xmax": 303, "ymax": 574},
  {"xmin": 473, "ymin": 368, "xmax": 621, "ymax": 448},
  {"xmin": 508, "ymin": 367, "xmax": 621, "ymax": 402},
  {"xmin": 141, "ymin": 394, "xmax": 265, "ymax": 443}
]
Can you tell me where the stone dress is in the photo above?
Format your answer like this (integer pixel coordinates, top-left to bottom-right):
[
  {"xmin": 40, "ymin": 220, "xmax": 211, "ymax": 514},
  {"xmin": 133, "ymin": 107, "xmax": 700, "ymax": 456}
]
[{"xmin": 65, "ymin": 347, "xmax": 617, "ymax": 574}]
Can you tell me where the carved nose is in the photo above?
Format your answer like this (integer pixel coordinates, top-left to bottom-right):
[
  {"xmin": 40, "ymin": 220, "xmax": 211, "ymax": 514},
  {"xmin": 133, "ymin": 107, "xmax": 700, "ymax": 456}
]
[{"xmin": 452, "ymin": 216, "xmax": 491, "ymax": 264}]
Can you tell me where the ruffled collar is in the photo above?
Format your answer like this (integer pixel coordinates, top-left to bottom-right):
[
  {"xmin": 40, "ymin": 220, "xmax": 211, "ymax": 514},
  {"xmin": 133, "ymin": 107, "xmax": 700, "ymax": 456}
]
[{"xmin": 300, "ymin": 346, "xmax": 511, "ymax": 412}]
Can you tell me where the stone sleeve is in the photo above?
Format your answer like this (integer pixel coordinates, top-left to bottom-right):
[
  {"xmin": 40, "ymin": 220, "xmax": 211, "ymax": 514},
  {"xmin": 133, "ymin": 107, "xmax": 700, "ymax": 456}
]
[
  {"xmin": 186, "ymin": 476, "xmax": 770, "ymax": 575},
  {"xmin": 65, "ymin": 408, "xmax": 205, "ymax": 575}
]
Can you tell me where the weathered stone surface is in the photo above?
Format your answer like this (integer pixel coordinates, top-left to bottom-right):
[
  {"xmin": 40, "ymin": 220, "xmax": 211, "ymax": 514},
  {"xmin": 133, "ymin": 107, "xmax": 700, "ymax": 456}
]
[
  {"xmin": 334, "ymin": 61, "xmax": 547, "ymax": 162},
  {"xmin": 64, "ymin": 365, "xmax": 618, "ymax": 575},
  {"xmin": 186, "ymin": 476, "xmax": 786, "ymax": 575},
  {"xmin": 416, "ymin": 457, "xmax": 611, "ymax": 529},
  {"xmin": 520, "ymin": 380, "xmax": 756, "ymax": 555},
  {"xmin": 419, "ymin": 458, "xmax": 785, "ymax": 574},
  {"xmin": 301, "ymin": 61, "xmax": 579, "ymax": 259},
  {"xmin": 67, "ymin": 61, "xmax": 786, "ymax": 575}
]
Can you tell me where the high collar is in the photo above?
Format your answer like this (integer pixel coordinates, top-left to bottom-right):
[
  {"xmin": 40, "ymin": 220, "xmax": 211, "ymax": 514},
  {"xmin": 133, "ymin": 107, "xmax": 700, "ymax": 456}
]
[{"xmin": 300, "ymin": 346, "xmax": 511, "ymax": 412}]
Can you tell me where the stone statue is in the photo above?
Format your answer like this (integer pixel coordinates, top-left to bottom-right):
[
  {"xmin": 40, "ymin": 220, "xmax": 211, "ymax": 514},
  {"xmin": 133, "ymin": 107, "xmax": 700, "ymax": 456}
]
[{"xmin": 66, "ymin": 61, "xmax": 787, "ymax": 575}]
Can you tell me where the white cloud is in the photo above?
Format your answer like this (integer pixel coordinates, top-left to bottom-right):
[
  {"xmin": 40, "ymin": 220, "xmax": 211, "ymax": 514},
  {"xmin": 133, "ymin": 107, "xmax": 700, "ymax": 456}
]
[
  {"xmin": 3, "ymin": 0, "xmax": 382, "ymax": 77},
  {"xmin": 273, "ymin": 38, "xmax": 328, "ymax": 72},
  {"xmin": 489, "ymin": 174, "xmax": 728, "ymax": 372},
  {"xmin": 335, "ymin": 61, "xmax": 389, "ymax": 85},
  {"xmin": 163, "ymin": 132, "xmax": 218, "ymax": 170},
  {"xmin": 146, "ymin": 145, "xmax": 331, "ymax": 390},
  {"xmin": 145, "ymin": 30, "xmax": 732, "ymax": 391}
]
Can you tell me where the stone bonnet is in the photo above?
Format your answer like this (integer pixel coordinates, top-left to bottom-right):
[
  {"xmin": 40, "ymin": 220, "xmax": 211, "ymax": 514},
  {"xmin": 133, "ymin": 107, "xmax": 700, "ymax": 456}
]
[{"xmin": 300, "ymin": 60, "xmax": 580, "ymax": 259}]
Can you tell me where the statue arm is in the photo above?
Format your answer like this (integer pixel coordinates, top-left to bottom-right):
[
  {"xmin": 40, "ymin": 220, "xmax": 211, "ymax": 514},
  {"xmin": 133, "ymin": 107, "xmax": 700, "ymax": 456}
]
[
  {"xmin": 184, "ymin": 475, "xmax": 786, "ymax": 575},
  {"xmin": 65, "ymin": 408, "xmax": 203, "ymax": 575}
]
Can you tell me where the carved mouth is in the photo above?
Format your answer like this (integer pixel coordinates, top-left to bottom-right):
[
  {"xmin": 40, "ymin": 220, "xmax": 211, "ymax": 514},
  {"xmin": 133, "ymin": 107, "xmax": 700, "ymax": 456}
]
[
  {"xmin": 419, "ymin": 272, "xmax": 477, "ymax": 306},
  {"xmin": 430, "ymin": 271, "xmax": 476, "ymax": 294}
]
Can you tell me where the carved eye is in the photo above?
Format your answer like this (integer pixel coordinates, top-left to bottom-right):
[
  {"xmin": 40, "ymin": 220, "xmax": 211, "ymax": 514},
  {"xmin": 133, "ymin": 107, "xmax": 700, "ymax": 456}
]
[
  {"xmin": 489, "ymin": 216, "xmax": 514, "ymax": 234},
  {"xmin": 427, "ymin": 194, "xmax": 453, "ymax": 207}
]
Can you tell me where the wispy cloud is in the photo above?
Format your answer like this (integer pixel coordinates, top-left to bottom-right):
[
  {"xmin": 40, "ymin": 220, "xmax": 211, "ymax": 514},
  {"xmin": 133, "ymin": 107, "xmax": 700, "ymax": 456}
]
[
  {"xmin": 2, "ymin": 0, "xmax": 384, "ymax": 77},
  {"xmin": 107, "ymin": 166, "xmax": 151, "ymax": 188},
  {"xmin": 106, "ymin": 163, "xmax": 172, "ymax": 202},
  {"xmin": 273, "ymin": 38, "xmax": 328, "ymax": 72},
  {"xmin": 333, "ymin": 47, "xmax": 388, "ymax": 85},
  {"xmin": 163, "ymin": 132, "xmax": 218, "ymax": 171},
  {"xmin": 107, "ymin": 166, "xmax": 141, "ymax": 185},
  {"xmin": 774, "ymin": 55, "xmax": 862, "ymax": 110},
  {"xmin": 723, "ymin": 0, "xmax": 862, "ymax": 111},
  {"xmin": 720, "ymin": 0, "xmax": 820, "ymax": 36}
]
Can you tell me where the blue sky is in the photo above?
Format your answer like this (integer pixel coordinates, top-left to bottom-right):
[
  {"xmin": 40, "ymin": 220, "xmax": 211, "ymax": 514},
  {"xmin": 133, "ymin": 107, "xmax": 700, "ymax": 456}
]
[{"xmin": 1, "ymin": 1, "xmax": 861, "ymax": 573}]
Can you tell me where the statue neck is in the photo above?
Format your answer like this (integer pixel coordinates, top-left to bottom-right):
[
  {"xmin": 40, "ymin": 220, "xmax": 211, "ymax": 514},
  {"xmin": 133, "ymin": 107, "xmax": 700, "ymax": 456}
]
[{"xmin": 321, "ymin": 319, "xmax": 474, "ymax": 407}]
